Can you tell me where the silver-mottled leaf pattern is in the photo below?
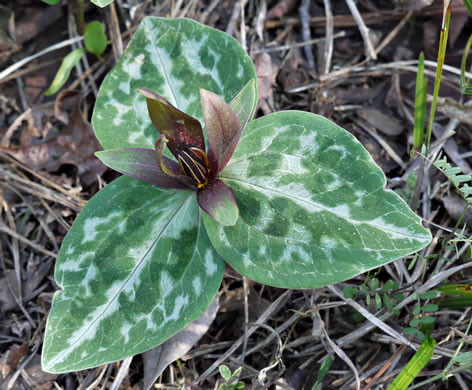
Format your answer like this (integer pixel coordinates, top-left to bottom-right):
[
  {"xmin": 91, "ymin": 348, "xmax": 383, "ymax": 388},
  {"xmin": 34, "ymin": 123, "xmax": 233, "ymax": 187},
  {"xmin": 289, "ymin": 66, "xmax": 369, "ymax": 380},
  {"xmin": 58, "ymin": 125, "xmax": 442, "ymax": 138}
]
[
  {"xmin": 42, "ymin": 176, "xmax": 225, "ymax": 373},
  {"xmin": 204, "ymin": 111, "xmax": 432, "ymax": 289},
  {"xmin": 92, "ymin": 17, "xmax": 256, "ymax": 150}
]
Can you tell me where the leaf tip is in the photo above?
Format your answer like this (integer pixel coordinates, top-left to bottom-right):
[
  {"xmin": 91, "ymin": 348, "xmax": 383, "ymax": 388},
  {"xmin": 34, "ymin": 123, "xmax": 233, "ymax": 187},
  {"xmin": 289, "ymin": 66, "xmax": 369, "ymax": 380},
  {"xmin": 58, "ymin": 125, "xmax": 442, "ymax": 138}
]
[
  {"xmin": 138, "ymin": 88, "xmax": 162, "ymax": 101},
  {"xmin": 199, "ymin": 87, "xmax": 210, "ymax": 98}
]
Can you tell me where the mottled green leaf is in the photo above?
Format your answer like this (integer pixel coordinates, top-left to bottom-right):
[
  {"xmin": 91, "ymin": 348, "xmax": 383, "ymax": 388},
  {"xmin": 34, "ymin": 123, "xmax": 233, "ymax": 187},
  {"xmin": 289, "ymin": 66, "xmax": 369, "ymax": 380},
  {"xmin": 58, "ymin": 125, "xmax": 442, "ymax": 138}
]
[
  {"xmin": 42, "ymin": 0, "xmax": 61, "ymax": 4},
  {"xmin": 92, "ymin": 17, "xmax": 256, "ymax": 150},
  {"xmin": 45, "ymin": 48, "xmax": 84, "ymax": 96},
  {"xmin": 84, "ymin": 21, "xmax": 107, "ymax": 58},
  {"xmin": 42, "ymin": 176, "xmax": 224, "ymax": 373},
  {"xmin": 204, "ymin": 112, "xmax": 432, "ymax": 289},
  {"xmin": 90, "ymin": 0, "xmax": 114, "ymax": 7}
]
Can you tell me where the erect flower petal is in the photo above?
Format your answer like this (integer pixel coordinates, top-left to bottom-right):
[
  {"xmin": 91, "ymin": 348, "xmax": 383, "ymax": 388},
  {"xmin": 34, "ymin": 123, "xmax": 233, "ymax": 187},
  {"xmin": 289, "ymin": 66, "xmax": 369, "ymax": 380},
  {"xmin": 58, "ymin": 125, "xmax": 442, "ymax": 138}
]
[
  {"xmin": 95, "ymin": 148, "xmax": 192, "ymax": 189},
  {"xmin": 230, "ymin": 78, "xmax": 257, "ymax": 137},
  {"xmin": 200, "ymin": 89, "xmax": 240, "ymax": 174},
  {"xmin": 139, "ymin": 88, "xmax": 205, "ymax": 157},
  {"xmin": 197, "ymin": 179, "xmax": 238, "ymax": 226}
]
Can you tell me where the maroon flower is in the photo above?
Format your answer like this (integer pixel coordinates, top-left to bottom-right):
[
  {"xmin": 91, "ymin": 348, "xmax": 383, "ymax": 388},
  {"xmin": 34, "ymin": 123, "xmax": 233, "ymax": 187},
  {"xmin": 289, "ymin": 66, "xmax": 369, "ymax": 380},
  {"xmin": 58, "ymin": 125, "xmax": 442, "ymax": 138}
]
[{"xmin": 95, "ymin": 86, "xmax": 251, "ymax": 226}]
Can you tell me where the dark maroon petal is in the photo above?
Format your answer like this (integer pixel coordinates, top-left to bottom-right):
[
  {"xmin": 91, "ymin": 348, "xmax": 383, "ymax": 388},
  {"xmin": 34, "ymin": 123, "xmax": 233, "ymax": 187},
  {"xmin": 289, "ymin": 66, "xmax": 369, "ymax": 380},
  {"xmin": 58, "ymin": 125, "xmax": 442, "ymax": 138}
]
[
  {"xmin": 197, "ymin": 179, "xmax": 238, "ymax": 226},
  {"xmin": 139, "ymin": 88, "xmax": 205, "ymax": 157},
  {"xmin": 200, "ymin": 89, "xmax": 240, "ymax": 174},
  {"xmin": 95, "ymin": 148, "xmax": 192, "ymax": 189}
]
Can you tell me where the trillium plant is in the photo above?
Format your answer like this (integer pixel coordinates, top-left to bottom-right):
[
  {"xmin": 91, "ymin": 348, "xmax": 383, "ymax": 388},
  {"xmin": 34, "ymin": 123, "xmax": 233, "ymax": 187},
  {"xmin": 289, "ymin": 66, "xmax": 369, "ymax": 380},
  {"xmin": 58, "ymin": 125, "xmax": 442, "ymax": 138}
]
[
  {"xmin": 97, "ymin": 86, "xmax": 245, "ymax": 226},
  {"xmin": 42, "ymin": 17, "xmax": 432, "ymax": 374}
]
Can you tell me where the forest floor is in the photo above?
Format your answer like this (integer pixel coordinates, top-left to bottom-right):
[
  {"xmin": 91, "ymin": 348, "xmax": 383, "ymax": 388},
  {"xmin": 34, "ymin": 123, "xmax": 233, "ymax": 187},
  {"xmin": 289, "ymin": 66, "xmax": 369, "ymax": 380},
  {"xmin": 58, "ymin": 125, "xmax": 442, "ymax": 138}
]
[{"xmin": 1, "ymin": 0, "xmax": 472, "ymax": 389}]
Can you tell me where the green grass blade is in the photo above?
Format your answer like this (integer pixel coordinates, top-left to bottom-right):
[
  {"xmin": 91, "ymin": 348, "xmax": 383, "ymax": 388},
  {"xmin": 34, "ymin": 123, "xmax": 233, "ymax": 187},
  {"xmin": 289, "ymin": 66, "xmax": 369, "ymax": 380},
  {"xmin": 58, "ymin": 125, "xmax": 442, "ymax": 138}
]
[
  {"xmin": 413, "ymin": 52, "xmax": 427, "ymax": 149},
  {"xmin": 311, "ymin": 356, "xmax": 333, "ymax": 390},
  {"xmin": 460, "ymin": 33, "xmax": 472, "ymax": 95},
  {"xmin": 439, "ymin": 284, "xmax": 472, "ymax": 296},
  {"xmin": 463, "ymin": 0, "xmax": 472, "ymax": 16},
  {"xmin": 425, "ymin": 1, "xmax": 451, "ymax": 149},
  {"xmin": 438, "ymin": 296, "xmax": 472, "ymax": 308},
  {"xmin": 388, "ymin": 336, "xmax": 436, "ymax": 390}
]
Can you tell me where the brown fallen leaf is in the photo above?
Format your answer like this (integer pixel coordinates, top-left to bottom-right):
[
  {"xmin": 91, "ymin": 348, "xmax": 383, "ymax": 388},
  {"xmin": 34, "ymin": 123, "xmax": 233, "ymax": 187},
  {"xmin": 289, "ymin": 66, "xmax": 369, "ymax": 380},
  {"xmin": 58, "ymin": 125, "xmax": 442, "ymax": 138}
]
[
  {"xmin": 23, "ymin": 354, "xmax": 57, "ymax": 388},
  {"xmin": 334, "ymin": 82, "xmax": 386, "ymax": 105},
  {"xmin": 266, "ymin": 0, "xmax": 298, "ymax": 20},
  {"xmin": 356, "ymin": 108, "xmax": 404, "ymax": 136},
  {"xmin": 4, "ymin": 102, "xmax": 106, "ymax": 186},
  {"xmin": 448, "ymin": 12, "xmax": 469, "ymax": 47},
  {"xmin": 14, "ymin": 5, "xmax": 63, "ymax": 46},
  {"xmin": 0, "ymin": 343, "xmax": 28, "ymax": 379},
  {"xmin": 255, "ymin": 53, "xmax": 276, "ymax": 114},
  {"xmin": 0, "ymin": 5, "xmax": 19, "ymax": 63},
  {"xmin": 436, "ymin": 97, "xmax": 472, "ymax": 126},
  {"xmin": 356, "ymin": 132, "xmax": 399, "ymax": 174},
  {"xmin": 142, "ymin": 296, "xmax": 219, "ymax": 390},
  {"xmin": 1, "ymin": 106, "xmax": 43, "ymax": 148},
  {"xmin": 277, "ymin": 52, "xmax": 308, "ymax": 91},
  {"xmin": 54, "ymin": 90, "xmax": 81, "ymax": 124},
  {"xmin": 0, "ymin": 261, "xmax": 52, "ymax": 312},
  {"xmin": 442, "ymin": 196, "xmax": 472, "ymax": 227},
  {"xmin": 423, "ymin": 18, "xmax": 439, "ymax": 59}
]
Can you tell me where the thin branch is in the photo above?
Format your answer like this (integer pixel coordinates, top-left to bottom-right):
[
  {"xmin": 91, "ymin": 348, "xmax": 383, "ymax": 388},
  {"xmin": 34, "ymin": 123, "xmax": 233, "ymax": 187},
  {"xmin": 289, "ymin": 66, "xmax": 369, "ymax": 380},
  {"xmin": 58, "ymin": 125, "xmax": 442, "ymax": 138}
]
[
  {"xmin": 253, "ymin": 31, "xmax": 346, "ymax": 54},
  {"xmin": 345, "ymin": 0, "xmax": 377, "ymax": 60},
  {"xmin": 322, "ymin": 0, "xmax": 334, "ymax": 74},
  {"xmin": 0, "ymin": 37, "xmax": 84, "ymax": 81},
  {"xmin": 0, "ymin": 223, "xmax": 57, "ymax": 258},
  {"xmin": 299, "ymin": 0, "xmax": 316, "ymax": 69}
]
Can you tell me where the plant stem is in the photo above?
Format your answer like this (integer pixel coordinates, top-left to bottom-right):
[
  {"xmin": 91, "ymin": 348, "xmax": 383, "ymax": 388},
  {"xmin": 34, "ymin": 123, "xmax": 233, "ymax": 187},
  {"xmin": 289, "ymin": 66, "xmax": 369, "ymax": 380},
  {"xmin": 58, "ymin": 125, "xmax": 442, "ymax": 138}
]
[
  {"xmin": 77, "ymin": 0, "xmax": 84, "ymax": 35},
  {"xmin": 407, "ymin": 361, "xmax": 472, "ymax": 389}
]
